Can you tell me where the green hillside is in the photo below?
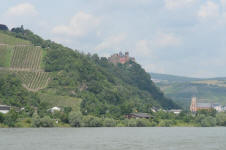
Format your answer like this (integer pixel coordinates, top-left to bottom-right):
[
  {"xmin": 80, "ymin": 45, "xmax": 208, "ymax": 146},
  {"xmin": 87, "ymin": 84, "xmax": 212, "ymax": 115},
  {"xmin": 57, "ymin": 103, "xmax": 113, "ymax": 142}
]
[
  {"xmin": 16, "ymin": 71, "xmax": 49, "ymax": 91},
  {"xmin": 0, "ymin": 31, "xmax": 49, "ymax": 92},
  {"xmin": 0, "ymin": 26, "xmax": 178, "ymax": 120},
  {"xmin": 1, "ymin": 25, "xmax": 226, "ymax": 128},
  {"xmin": 11, "ymin": 46, "xmax": 42, "ymax": 70},
  {"xmin": 0, "ymin": 31, "xmax": 30, "ymax": 45},
  {"xmin": 0, "ymin": 45, "xmax": 13, "ymax": 67},
  {"xmin": 151, "ymin": 73, "xmax": 226, "ymax": 109}
]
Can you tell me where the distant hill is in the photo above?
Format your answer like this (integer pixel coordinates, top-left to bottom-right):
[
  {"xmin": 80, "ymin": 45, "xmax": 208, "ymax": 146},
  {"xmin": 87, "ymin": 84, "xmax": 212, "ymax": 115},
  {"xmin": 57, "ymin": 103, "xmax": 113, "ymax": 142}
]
[
  {"xmin": 150, "ymin": 72, "xmax": 201, "ymax": 83},
  {"xmin": 151, "ymin": 73, "xmax": 226, "ymax": 109},
  {"xmin": 0, "ymin": 26, "xmax": 179, "ymax": 119}
]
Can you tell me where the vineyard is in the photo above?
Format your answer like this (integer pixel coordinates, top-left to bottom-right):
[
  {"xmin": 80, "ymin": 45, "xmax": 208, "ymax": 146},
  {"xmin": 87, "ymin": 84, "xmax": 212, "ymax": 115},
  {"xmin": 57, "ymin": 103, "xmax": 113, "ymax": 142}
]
[
  {"xmin": 0, "ymin": 41, "xmax": 50, "ymax": 91},
  {"xmin": 16, "ymin": 71, "xmax": 49, "ymax": 92},
  {"xmin": 10, "ymin": 46, "xmax": 42, "ymax": 70}
]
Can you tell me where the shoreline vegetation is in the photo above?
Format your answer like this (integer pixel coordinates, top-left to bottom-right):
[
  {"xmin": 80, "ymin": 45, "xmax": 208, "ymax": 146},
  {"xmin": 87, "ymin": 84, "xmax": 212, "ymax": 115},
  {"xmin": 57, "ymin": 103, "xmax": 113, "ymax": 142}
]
[{"xmin": 0, "ymin": 109, "xmax": 226, "ymax": 128}]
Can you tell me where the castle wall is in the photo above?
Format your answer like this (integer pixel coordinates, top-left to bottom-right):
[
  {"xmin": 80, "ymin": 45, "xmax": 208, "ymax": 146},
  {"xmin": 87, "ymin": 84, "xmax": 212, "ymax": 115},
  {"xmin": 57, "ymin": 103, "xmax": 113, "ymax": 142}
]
[{"xmin": 108, "ymin": 52, "xmax": 135, "ymax": 65}]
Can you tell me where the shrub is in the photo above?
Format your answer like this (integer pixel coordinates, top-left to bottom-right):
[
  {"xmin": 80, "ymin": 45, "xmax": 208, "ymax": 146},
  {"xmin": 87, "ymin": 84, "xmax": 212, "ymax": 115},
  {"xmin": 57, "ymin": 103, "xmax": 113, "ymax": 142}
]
[
  {"xmin": 216, "ymin": 113, "xmax": 226, "ymax": 126},
  {"xmin": 81, "ymin": 115, "xmax": 102, "ymax": 127},
  {"xmin": 159, "ymin": 120, "xmax": 175, "ymax": 127},
  {"xmin": 15, "ymin": 118, "xmax": 32, "ymax": 128},
  {"xmin": 200, "ymin": 116, "xmax": 216, "ymax": 127},
  {"xmin": 32, "ymin": 114, "xmax": 41, "ymax": 127},
  {"xmin": 3, "ymin": 110, "xmax": 18, "ymax": 127},
  {"xmin": 123, "ymin": 119, "xmax": 137, "ymax": 127},
  {"xmin": 68, "ymin": 112, "xmax": 83, "ymax": 127},
  {"xmin": 40, "ymin": 116, "xmax": 54, "ymax": 127},
  {"xmin": 136, "ymin": 119, "xmax": 151, "ymax": 127},
  {"xmin": 0, "ymin": 113, "xmax": 4, "ymax": 123},
  {"xmin": 103, "ymin": 118, "xmax": 116, "ymax": 127}
]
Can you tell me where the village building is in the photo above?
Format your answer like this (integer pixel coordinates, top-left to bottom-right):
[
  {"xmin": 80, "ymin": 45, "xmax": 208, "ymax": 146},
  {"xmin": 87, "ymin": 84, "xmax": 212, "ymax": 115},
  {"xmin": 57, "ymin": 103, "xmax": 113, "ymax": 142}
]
[
  {"xmin": 212, "ymin": 104, "xmax": 223, "ymax": 112},
  {"xmin": 168, "ymin": 109, "xmax": 182, "ymax": 115},
  {"xmin": 196, "ymin": 103, "xmax": 213, "ymax": 111},
  {"xmin": 190, "ymin": 97, "xmax": 213, "ymax": 112},
  {"xmin": 125, "ymin": 113, "xmax": 150, "ymax": 119},
  {"xmin": 190, "ymin": 97, "xmax": 224, "ymax": 112},
  {"xmin": 49, "ymin": 106, "xmax": 61, "ymax": 113},
  {"xmin": 0, "ymin": 105, "xmax": 11, "ymax": 114},
  {"xmin": 108, "ymin": 52, "xmax": 135, "ymax": 65}
]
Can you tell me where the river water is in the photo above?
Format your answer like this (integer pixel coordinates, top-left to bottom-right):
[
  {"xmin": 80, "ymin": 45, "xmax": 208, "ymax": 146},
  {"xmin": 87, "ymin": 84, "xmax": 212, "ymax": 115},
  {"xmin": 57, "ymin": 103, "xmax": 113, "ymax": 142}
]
[{"xmin": 0, "ymin": 127, "xmax": 225, "ymax": 150}]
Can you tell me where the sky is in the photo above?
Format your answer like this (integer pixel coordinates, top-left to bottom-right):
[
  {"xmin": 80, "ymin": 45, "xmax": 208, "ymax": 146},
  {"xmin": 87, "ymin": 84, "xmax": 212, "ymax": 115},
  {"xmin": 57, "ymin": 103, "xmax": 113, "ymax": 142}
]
[{"xmin": 1, "ymin": 0, "xmax": 226, "ymax": 78}]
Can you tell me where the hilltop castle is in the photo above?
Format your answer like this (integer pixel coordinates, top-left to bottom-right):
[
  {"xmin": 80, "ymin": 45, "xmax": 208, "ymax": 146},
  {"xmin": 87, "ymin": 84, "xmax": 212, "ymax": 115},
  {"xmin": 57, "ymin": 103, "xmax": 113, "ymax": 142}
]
[{"xmin": 108, "ymin": 52, "xmax": 135, "ymax": 65}]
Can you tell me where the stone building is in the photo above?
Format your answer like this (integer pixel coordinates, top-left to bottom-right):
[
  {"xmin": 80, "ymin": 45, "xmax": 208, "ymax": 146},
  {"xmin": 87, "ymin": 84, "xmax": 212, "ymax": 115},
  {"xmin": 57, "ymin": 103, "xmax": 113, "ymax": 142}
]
[{"xmin": 108, "ymin": 52, "xmax": 135, "ymax": 65}]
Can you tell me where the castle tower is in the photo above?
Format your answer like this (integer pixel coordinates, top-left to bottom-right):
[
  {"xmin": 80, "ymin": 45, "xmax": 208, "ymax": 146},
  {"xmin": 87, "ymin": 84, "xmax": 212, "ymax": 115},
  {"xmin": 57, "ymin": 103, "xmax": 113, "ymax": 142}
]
[{"xmin": 190, "ymin": 96, "xmax": 197, "ymax": 112}]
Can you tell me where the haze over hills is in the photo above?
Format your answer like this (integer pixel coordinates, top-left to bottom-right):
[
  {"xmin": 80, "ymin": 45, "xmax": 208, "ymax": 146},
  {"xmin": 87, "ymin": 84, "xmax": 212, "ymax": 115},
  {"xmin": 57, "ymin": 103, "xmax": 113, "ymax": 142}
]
[
  {"xmin": 151, "ymin": 73, "xmax": 202, "ymax": 83},
  {"xmin": 151, "ymin": 72, "xmax": 226, "ymax": 109},
  {"xmin": 0, "ymin": 25, "xmax": 178, "ymax": 120}
]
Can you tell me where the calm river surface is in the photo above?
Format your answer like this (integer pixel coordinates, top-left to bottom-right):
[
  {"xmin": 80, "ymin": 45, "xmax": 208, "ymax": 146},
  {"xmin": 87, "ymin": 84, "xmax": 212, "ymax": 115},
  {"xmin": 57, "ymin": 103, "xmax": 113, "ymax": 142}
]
[{"xmin": 0, "ymin": 127, "xmax": 225, "ymax": 150}]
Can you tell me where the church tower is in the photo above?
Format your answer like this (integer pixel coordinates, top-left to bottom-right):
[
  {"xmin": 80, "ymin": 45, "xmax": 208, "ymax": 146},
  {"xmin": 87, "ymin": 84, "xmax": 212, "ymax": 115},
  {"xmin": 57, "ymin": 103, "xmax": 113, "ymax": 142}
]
[{"xmin": 190, "ymin": 96, "xmax": 197, "ymax": 112}]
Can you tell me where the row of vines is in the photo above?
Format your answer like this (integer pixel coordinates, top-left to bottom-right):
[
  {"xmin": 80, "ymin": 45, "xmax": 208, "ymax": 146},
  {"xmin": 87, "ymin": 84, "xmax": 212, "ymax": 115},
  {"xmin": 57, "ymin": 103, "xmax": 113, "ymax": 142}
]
[
  {"xmin": 0, "ymin": 34, "xmax": 50, "ymax": 92},
  {"xmin": 16, "ymin": 71, "xmax": 49, "ymax": 91},
  {"xmin": 10, "ymin": 46, "xmax": 42, "ymax": 70}
]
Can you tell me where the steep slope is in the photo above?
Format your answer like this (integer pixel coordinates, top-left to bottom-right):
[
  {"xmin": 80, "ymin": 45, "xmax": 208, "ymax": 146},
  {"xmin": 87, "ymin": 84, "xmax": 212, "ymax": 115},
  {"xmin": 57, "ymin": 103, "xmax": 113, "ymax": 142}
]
[
  {"xmin": 0, "ymin": 32, "xmax": 30, "ymax": 45},
  {"xmin": 0, "ymin": 26, "xmax": 178, "ymax": 118},
  {"xmin": 0, "ymin": 45, "xmax": 12, "ymax": 67},
  {"xmin": 0, "ymin": 31, "xmax": 49, "ymax": 92}
]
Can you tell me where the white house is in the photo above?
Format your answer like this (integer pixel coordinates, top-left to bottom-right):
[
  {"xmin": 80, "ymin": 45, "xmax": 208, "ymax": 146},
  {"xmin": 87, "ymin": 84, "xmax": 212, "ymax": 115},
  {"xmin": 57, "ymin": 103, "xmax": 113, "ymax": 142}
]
[
  {"xmin": 49, "ymin": 107, "xmax": 61, "ymax": 113},
  {"xmin": 0, "ymin": 105, "xmax": 11, "ymax": 114},
  {"xmin": 212, "ymin": 104, "xmax": 223, "ymax": 112},
  {"xmin": 168, "ymin": 109, "xmax": 182, "ymax": 115}
]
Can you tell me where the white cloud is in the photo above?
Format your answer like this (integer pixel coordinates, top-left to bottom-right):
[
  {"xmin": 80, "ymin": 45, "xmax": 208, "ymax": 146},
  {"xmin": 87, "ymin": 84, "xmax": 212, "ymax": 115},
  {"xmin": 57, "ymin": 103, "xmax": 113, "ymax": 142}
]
[
  {"xmin": 165, "ymin": 0, "xmax": 195, "ymax": 9},
  {"xmin": 52, "ymin": 11, "xmax": 100, "ymax": 37},
  {"xmin": 135, "ymin": 40, "xmax": 152, "ymax": 56},
  {"xmin": 95, "ymin": 33, "xmax": 127, "ymax": 51},
  {"xmin": 221, "ymin": 0, "xmax": 226, "ymax": 6},
  {"xmin": 153, "ymin": 33, "xmax": 181, "ymax": 48},
  {"xmin": 198, "ymin": 1, "xmax": 219, "ymax": 18},
  {"xmin": 5, "ymin": 3, "xmax": 38, "ymax": 17}
]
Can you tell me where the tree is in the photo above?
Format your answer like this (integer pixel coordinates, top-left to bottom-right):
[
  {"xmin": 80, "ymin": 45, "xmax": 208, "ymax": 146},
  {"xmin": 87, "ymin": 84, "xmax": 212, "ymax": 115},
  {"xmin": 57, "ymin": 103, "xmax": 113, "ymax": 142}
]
[
  {"xmin": 69, "ymin": 112, "xmax": 83, "ymax": 127},
  {"xmin": 0, "ymin": 24, "xmax": 8, "ymax": 31},
  {"xmin": 103, "ymin": 118, "xmax": 116, "ymax": 127},
  {"xmin": 216, "ymin": 113, "xmax": 226, "ymax": 126},
  {"xmin": 0, "ymin": 113, "xmax": 4, "ymax": 123},
  {"xmin": 82, "ymin": 115, "xmax": 102, "ymax": 127},
  {"xmin": 32, "ymin": 114, "xmax": 41, "ymax": 127},
  {"xmin": 40, "ymin": 116, "xmax": 54, "ymax": 127},
  {"xmin": 3, "ymin": 110, "xmax": 18, "ymax": 127},
  {"xmin": 159, "ymin": 120, "xmax": 175, "ymax": 127},
  {"xmin": 200, "ymin": 116, "xmax": 216, "ymax": 127},
  {"xmin": 136, "ymin": 119, "xmax": 151, "ymax": 127}
]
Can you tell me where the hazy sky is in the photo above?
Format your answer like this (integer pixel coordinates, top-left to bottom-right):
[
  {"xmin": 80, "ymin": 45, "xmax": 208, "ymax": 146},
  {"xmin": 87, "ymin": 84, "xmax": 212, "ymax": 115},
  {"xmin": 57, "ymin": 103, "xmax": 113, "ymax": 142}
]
[{"xmin": 1, "ymin": 0, "xmax": 226, "ymax": 78}]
